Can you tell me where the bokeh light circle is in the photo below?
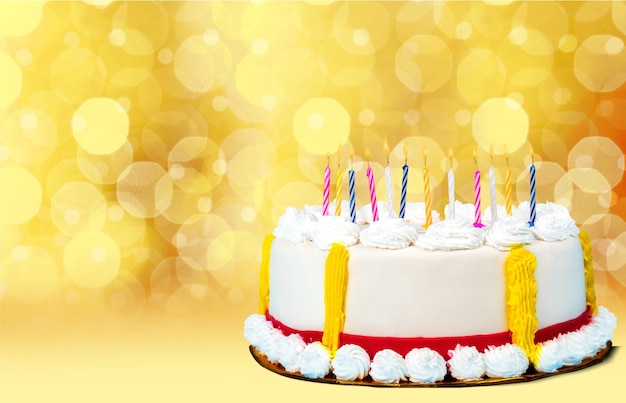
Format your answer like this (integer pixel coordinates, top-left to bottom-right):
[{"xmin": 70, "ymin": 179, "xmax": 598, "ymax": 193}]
[
  {"xmin": 0, "ymin": 167, "xmax": 42, "ymax": 225},
  {"xmin": 395, "ymin": 34, "xmax": 453, "ymax": 92},
  {"xmin": 472, "ymin": 97, "xmax": 529, "ymax": 153},
  {"xmin": 0, "ymin": 52, "xmax": 22, "ymax": 109},
  {"xmin": 293, "ymin": 97, "xmax": 350, "ymax": 155},
  {"xmin": 574, "ymin": 35, "xmax": 626, "ymax": 92},
  {"xmin": 174, "ymin": 34, "xmax": 232, "ymax": 93},
  {"xmin": 456, "ymin": 49, "xmax": 506, "ymax": 105},
  {"xmin": 0, "ymin": 1, "xmax": 44, "ymax": 37},
  {"xmin": 1, "ymin": 246, "xmax": 58, "ymax": 303},
  {"xmin": 50, "ymin": 48, "xmax": 107, "ymax": 104},
  {"xmin": 117, "ymin": 161, "xmax": 171, "ymax": 218},
  {"xmin": 64, "ymin": 231, "xmax": 121, "ymax": 288},
  {"xmin": 567, "ymin": 136, "xmax": 624, "ymax": 190},
  {"xmin": 72, "ymin": 98, "xmax": 129, "ymax": 155},
  {"xmin": 51, "ymin": 181, "xmax": 107, "ymax": 236}
]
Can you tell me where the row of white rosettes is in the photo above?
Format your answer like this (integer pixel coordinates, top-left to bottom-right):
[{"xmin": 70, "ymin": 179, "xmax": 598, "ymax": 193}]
[
  {"xmin": 273, "ymin": 201, "xmax": 580, "ymax": 251},
  {"xmin": 244, "ymin": 307, "xmax": 615, "ymax": 384}
]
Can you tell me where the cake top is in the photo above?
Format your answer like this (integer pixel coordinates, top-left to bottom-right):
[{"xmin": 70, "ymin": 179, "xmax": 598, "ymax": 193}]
[{"xmin": 272, "ymin": 201, "xmax": 579, "ymax": 251}]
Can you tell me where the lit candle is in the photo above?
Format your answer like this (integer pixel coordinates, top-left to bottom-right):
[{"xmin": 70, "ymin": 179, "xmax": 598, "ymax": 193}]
[
  {"xmin": 529, "ymin": 146, "xmax": 536, "ymax": 227},
  {"xmin": 504, "ymin": 145, "xmax": 512, "ymax": 215},
  {"xmin": 400, "ymin": 142, "xmax": 408, "ymax": 219},
  {"xmin": 489, "ymin": 145, "xmax": 497, "ymax": 225},
  {"xmin": 423, "ymin": 147, "xmax": 432, "ymax": 228},
  {"xmin": 473, "ymin": 149, "xmax": 483, "ymax": 228},
  {"xmin": 322, "ymin": 155, "xmax": 330, "ymax": 216},
  {"xmin": 448, "ymin": 148, "xmax": 455, "ymax": 219},
  {"xmin": 334, "ymin": 145, "xmax": 342, "ymax": 216},
  {"xmin": 365, "ymin": 149, "xmax": 379, "ymax": 222},
  {"xmin": 384, "ymin": 139, "xmax": 394, "ymax": 218},
  {"xmin": 348, "ymin": 151, "xmax": 356, "ymax": 223}
]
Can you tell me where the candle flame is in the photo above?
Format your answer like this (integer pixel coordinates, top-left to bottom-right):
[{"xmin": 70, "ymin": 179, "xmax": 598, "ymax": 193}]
[
  {"xmin": 473, "ymin": 148, "xmax": 478, "ymax": 168},
  {"xmin": 530, "ymin": 145, "xmax": 534, "ymax": 164},
  {"xmin": 490, "ymin": 144, "xmax": 494, "ymax": 165},
  {"xmin": 337, "ymin": 144, "xmax": 341, "ymax": 167},
  {"xmin": 403, "ymin": 141, "xmax": 409, "ymax": 157},
  {"xmin": 423, "ymin": 147, "xmax": 427, "ymax": 166},
  {"xmin": 473, "ymin": 148, "xmax": 477, "ymax": 161},
  {"xmin": 365, "ymin": 148, "xmax": 371, "ymax": 165},
  {"xmin": 504, "ymin": 144, "xmax": 508, "ymax": 157},
  {"xmin": 448, "ymin": 148, "xmax": 454, "ymax": 169}
]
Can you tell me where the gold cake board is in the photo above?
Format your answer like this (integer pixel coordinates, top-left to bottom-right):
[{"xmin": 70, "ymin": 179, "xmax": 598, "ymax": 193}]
[{"xmin": 249, "ymin": 341, "xmax": 613, "ymax": 387}]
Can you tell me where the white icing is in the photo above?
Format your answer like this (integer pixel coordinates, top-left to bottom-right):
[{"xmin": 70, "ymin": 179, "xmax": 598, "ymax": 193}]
[
  {"xmin": 532, "ymin": 213, "xmax": 579, "ymax": 241},
  {"xmin": 331, "ymin": 344, "xmax": 370, "ymax": 381},
  {"xmin": 415, "ymin": 218, "xmax": 486, "ymax": 251},
  {"xmin": 310, "ymin": 215, "xmax": 362, "ymax": 250},
  {"xmin": 405, "ymin": 348, "xmax": 447, "ymax": 383},
  {"xmin": 403, "ymin": 202, "xmax": 441, "ymax": 226},
  {"xmin": 369, "ymin": 349, "xmax": 408, "ymax": 383},
  {"xmin": 298, "ymin": 342, "xmax": 331, "ymax": 379},
  {"xmin": 444, "ymin": 201, "xmax": 475, "ymax": 221},
  {"xmin": 272, "ymin": 207, "xmax": 318, "ymax": 244},
  {"xmin": 536, "ymin": 306, "xmax": 616, "ymax": 373},
  {"xmin": 359, "ymin": 218, "xmax": 420, "ymax": 249},
  {"xmin": 535, "ymin": 338, "xmax": 564, "ymax": 373},
  {"xmin": 483, "ymin": 344, "xmax": 529, "ymax": 378},
  {"xmin": 485, "ymin": 216, "xmax": 535, "ymax": 251},
  {"xmin": 357, "ymin": 202, "xmax": 393, "ymax": 224},
  {"xmin": 447, "ymin": 345, "xmax": 486, "ymax": 380},
  {"xmin": 558, "ymin": 329, "xmax": 593, "ymax": 366},
  {"xmin": 243, "ymin": 314, "xmax": 275, "ymax": 350},
  {"xmin": 276, "ymin": 333, "xmax": 307, "ymax": 373},
  {"xmin": 483, "ymin": 204, "xmax": 508, "ymax": 226}
]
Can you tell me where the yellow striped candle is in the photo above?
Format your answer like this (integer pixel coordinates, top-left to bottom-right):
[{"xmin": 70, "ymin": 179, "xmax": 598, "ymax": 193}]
[{"xmin": 423, "ymin": 148, "xmax": 432, "ymax": 228}]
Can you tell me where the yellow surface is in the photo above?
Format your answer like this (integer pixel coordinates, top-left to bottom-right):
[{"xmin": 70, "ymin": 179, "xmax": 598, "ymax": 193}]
[
  {"xmin": 322, "ymin": 243, "xmax": 349, "ymax": 356},
  {"xmin": 1, "ymin": 1, "xmax": 626, "ymax": 401}
]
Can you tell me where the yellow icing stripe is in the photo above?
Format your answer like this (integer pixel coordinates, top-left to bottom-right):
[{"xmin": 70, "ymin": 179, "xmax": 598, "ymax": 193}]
[
  {"xmin": 258, "ymin": 234, "xmax": 275, "ymax": 315},
  {"xmin": 578, "ymin": 230, "xmax": 598, "ymax": 316},
  {"xmin": 322, "ymin": 243, "xmax": 350, "ymax": 357},
  {"xmin": 505, "ymin": 247, "xmax": 540, "ymax": 366}
]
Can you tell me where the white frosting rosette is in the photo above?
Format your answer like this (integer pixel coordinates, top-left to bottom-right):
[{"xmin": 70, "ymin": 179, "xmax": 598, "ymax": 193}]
[
  {"xmin": 485, "ymin": 216, "xmax": 536, "ymax": 251},
  {"xmin": 298, "ymin": 342, "xmax": 331, "ymax": 379},
  {"xmin": 531, "ymin": 212, "xmax": 579, "ymax": 241},
  {"xmin": 369, "ymin": 349, "xmax": 408, "ymax": 383},
  {"xmin": 276, "ymin": 333, "xmax": 307, "ymax": 373},
  {"xmin": 244, "ymin": 314, "xmax": 279, "ymax": 353},
  {"xmin": 310, "ymin": 215, "xmax": 362, "ymax": 250},
  {"xmin": 403, "ymin": 202, "xmax": 441, "ymax": 227},
  {"xmin": 483, "ymin": 204, "xmax": 508, "ymax": 227},
  {"xmin": 405, "ymin": 347, "xmax": 447, "ymax": 383},
  {"xmin": 447, "ymin": 345, "xmax": 486, "ymax": 380},
  {"xmin": 272, "ymin": 207, "xmax": 318, "ymax": 243},
  {"xmin": 359, "ymin": 218, "xmax": 420, "ymax": 249},
  {"xmin": 415, "ymin": 218, "xmax": 485, "ymax": 251},
  {"xmin": 357, "ymin": 202, "xmax": 393, "ymax": 224},
  {"xmin": 444, "ymin": 201, "xmax": 475, "ymax": 221},
  {"xmin": 536, "ymin": 306, "xmax": 616, "ymax": 373},
  {"xmin": 482, "ymin": 344, "xmax": 529, "ymax": 378},
  {"xmin": 331, "ymin": 344, "xmax": 370, "ymax": 381}
]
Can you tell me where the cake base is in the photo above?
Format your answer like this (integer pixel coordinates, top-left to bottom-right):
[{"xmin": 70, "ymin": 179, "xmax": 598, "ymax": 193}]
[{"xmin": 249, "ymin": 341, "xmax": 613, "ymax": 387}]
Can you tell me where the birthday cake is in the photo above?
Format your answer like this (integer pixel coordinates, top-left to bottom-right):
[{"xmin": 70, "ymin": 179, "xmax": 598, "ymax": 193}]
[{"xmin": 244, "ymin": 201, "xmax": 616, "ymax": 385}]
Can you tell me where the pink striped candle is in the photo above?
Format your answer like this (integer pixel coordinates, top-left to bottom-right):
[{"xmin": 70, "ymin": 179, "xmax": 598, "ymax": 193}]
[
  {"xmin": 365, "ymin": 150, "xmax": 379, "ymax": 222},
  {"xmin": 473, "ymin": 149, "xmax": 484, "ymax": 228},
  {"xmin": 322, "ymin": 156, "xmax": 330, "ymax": 216}
]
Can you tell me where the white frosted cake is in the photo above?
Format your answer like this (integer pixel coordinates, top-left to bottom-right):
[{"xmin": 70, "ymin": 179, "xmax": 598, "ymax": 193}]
[{"xmin": 244, "ymin": 201, "xmax": 616, "ymax": 384}]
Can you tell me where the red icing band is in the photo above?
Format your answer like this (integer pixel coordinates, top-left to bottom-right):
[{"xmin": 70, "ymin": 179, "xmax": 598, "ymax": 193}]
[{"xmin": 266, "ymin": 308, "xmax": 592, "ymax": 358}]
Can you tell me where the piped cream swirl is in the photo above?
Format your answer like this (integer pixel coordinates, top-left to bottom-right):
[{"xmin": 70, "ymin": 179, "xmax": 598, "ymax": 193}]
[
  {"xmin": 447, "ymin": 345, "xmax": 486, "ymax": 380},
  {"xmin": 416, "ymin": 218, "xmax": 485, "ymax": 251},
  {"xmin": 359, "ymin": 218, "xmax": 420, "ymax": 249},
  {"xmin": 405, "ymin": 348, "xmax": 447, "ymax": 383},
  {"xmin": 369, "ymin": 349, "xmax": 408, "ymax": 383},
  {"xmin": 331, "ymin": 344, "xmax": 370, "ymax": 381},
  {"xmin": 310, "ymin": 216, "xmax": 361, "ymax": 250},
  {"xmin": 485, "ymin": 216, "xmax": 535, "ymax": 251}
]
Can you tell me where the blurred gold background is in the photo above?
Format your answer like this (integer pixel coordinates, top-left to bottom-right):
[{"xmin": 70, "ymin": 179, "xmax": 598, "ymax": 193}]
[{"xmin": 1, "ymin": 1, "xmax": 625, "ymax": 401}]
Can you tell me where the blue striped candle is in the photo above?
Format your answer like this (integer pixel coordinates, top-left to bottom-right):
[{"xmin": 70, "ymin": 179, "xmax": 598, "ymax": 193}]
[
  {"xmin": 529, "ymin": 151, "xmax": 536, "ymax": 226},
  {"xmin": 348, "ymin": 165, "xmax": 356, "ymax": 223},
  {"xmin": 400, "ymin": 163, "xmax": 408, "ymax": 219}
]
